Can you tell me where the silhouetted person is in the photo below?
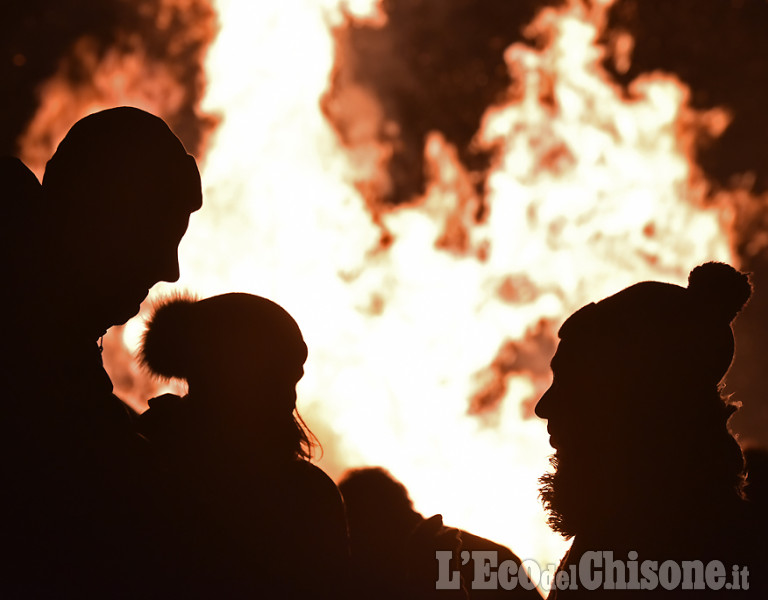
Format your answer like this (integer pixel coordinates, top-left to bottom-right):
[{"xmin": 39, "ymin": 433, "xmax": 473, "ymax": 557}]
[
  {"xmin": 339, "ymin": 467, "xmax": 541, "ymax": 599},
  {"xmin": 535, "ymin": 262, "xmax": 764, "ymax": 598},
  {"xmin": 1, "ymin": 107, "xmax": 201, "ymax": 598},
  {"xmin": 138, "ymin": 293, "xmax": 349, "ymax": 599}
]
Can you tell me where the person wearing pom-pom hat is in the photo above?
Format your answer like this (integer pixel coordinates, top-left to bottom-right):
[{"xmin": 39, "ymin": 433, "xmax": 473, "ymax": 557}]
[
  {"xmin": 535, "ymin": 262, "xmax": 764, "ymax": 598},
  {"xmin": 137, "ymin": 292, "xmax": 350, "ymax": 599}
]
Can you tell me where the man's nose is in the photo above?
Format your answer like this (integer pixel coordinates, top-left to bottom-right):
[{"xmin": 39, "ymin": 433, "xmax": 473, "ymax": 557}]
[
  {"xmin": 534, "ymin": 387, "xmax": 554, "ymax": 419},
  {"xmin": 157, "ymin": 251, "xmax": 180, "ymax": 283}
]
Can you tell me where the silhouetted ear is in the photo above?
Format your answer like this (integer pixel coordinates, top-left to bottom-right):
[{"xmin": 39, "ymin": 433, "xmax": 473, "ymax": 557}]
[
  {"xmin": 687, "ymin": 262, "xmax": 752, "ymax": 323},
  {"xmin": 140, "ymin": 292, "xmax": 199, "ymax": 380}
]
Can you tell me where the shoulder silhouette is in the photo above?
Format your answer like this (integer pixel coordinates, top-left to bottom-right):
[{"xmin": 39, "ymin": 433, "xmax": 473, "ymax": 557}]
[{"xmin": 339, "ymin": 466, "xmax": 542, "ymax": 599}]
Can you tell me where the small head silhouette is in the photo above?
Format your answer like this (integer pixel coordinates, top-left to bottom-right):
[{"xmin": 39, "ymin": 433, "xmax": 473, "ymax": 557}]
[
  {"xmin": 536, "ymin": 262, "xmax": 751, "ymax": 537},
  {"xmin": 40, "ymin": 107, "xmax": 202, "ymax": 336},
  {"xmin": 339, "ymin": 468, "xmax": 491, "ymax": 599},
  {"xmin": 141, "ymin": 292, "xmax": 312, "ymax": 459},
  {"xmin": 338, "ymin": 467, "xmax": 422, "ymax": 537},
  {"xmin": 337, "ymin": 467, "xmax": 423, "ymax": 570}
]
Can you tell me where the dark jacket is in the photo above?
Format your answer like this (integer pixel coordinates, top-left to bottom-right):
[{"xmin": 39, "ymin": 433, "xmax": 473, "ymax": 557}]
[
  {"xmin": 1, "ymin": 339, "xmax": 171, "ymax": 598},
  {"xmin": 139, "ymin": 393, "xmax": 350, "ymax": 599}
]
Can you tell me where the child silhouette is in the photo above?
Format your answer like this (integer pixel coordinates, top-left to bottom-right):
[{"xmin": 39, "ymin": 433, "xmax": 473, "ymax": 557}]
[{"xmin": 139, "ymin": 293, "xmax": 348, "ymax": 599}]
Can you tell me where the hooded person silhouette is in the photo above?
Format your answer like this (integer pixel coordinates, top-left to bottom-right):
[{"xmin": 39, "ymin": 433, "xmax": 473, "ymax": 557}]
[
  {"xmin": 0, "ymin": 108, "xmax": 201, "ymax": 598},
  {"xmin": 138, "ymin": 293, "xmax": 349, "ymax": 599},
  {"xmin": 339, "ymin": 466, "xmax": 542, "ymax": 599},
  {"xmin": 535, "ymin": 262, "xmax": 764, "ymax": 598}
]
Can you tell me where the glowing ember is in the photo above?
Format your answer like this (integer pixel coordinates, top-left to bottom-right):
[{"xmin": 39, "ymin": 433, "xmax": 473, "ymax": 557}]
[{"xmin": 18, "ymin": 0, "xmax": 738, "ymax": 592}]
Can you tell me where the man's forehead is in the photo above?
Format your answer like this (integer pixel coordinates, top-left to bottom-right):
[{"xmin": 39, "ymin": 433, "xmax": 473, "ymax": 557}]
[
  {"xmin": 550, "ymin": 338, "xmax": 572, "ymax": 366},
  {"xmin": 549, "ymin": 337, "xmax": 593, "ymax": 373},
  {"xmin": 119, "ymin": 154, "xmax": 201, "ymax": 213}
]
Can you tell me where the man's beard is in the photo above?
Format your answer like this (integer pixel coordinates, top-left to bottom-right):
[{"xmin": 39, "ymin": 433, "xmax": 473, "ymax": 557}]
[{"xmin": 539, "ymin": 451, "xmax": 607, "ymax": 539}]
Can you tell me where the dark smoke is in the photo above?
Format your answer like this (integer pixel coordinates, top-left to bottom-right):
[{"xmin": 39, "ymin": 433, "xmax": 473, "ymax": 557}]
[
  {"xmin": 1, "ymin": 0, "xmax": 217, "ymax": 156},
  {"xmin": 322, "ymin": 0, "xmax": 565, "ymax": 207},
  {"xmin": 602, "ymin": 0, "xmax": 768, "ymax": 195},
  {"xmin": 599, "ymin": 0, "xmax": 768, "ymax": 445}
]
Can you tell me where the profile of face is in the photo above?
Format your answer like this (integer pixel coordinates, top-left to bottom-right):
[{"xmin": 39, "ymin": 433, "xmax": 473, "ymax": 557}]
[
  {"xmin": 95, "ymin": 180, "xmax": 196, "ymax": 328},
  {"xmin": 535, "ymin": 337, "xmax": 622, "ymax": 537},
  {"xmin": 41, "ymin": 107, "xmax": 202, "ymax": 336},
  {"xmin": 182, "ymin": 332, "xmax": 306, "ymax": 451},
  {"xmin": 535, "ymin": 338, "xmax": 612, "ymax": 457},
  {"xmin": 210, "ymin": 339, "xmax": 307, "ymax": 412},
  {"xmin": 59, "ymin": 165, "xmax": 200, "ymax": 335}
]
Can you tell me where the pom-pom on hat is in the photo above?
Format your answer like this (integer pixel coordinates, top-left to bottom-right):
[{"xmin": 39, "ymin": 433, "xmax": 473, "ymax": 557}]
[
  {"xmin": 139, "ymin": 292, "xmax": 198, "ymax": 380},
  {"xmin": 687, "ymin": 262, "xmax": 752, "ymax": 323},
  {"xmin": 558, "ymin": 262, "xmax": 751, "ymax": 388}
]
